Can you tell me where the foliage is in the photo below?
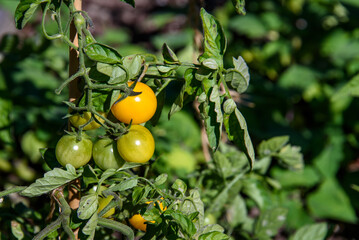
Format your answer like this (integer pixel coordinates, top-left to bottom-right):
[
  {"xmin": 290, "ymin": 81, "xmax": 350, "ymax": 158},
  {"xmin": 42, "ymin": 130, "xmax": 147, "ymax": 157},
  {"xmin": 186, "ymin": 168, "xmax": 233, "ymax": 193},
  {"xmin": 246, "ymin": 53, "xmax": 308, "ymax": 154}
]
[{"xmin": 0, "ymin": 0, "xmax": 358, "ymax": 239}]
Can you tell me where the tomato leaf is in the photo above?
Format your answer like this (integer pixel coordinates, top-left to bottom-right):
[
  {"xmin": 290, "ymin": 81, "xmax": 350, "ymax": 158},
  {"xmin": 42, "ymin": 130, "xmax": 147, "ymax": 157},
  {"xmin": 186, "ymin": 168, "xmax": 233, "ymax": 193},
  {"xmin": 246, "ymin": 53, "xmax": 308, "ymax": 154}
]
[
  {"xmin": 122, "ymin": 54, "xmax": 142, "ymax": 80},
  {"xmin": 82, "ymin": 165, "xmax": 99, "ymax": 188},
  {"xmin": 78, "ymin": 89, "xmax": 112, "ymax": 112},
  {"xmin": 181, "ymin": 189, "xmax": 204, "ymax": 228},
  {"xmin": 198, "ymin": 8, "xmax": 226, "ymax": 69},
  {"xmin": 82, "ymin": 212, "xmax": 98, "ymax": 237},
  {"xmin": 150, "ymin": 89, "xmax": 165, "ymax": 126},
  {"xmin": 108, "ymin": 177, "xmax": 138, "ymax": 192},
  {"xmin": 20, "ymin": 167, "xmax": 81, "ymax": 197},
  {"xmin": 224, "ymin": 108, "xmax": 255, "ymax": 169},
  {"xmin": 231, "ymin": 0, "xmax": 246, "ymax": 15},
  {"xmin": 213, "ymin": 151, "xmax": 232, "ymax": 179},
  {"xmin": 40, "ymin": 148, "xmax": 62, "ymax": 169},
  {"xmin": 154, "ymin": 174, "xmax": 168, "ymax": 186},
  {"xmin": 198, "ymin": 231, "xmax": 230, "ymax": 240},
  {"xmin": 254, "ymin": 207, "xmax": 288, "ymax": 239},
  {"xmin": 289, "ymin": 223, "xmax": 328, "ymax": 240},
  {"xmin": 225, "ymin": 57, "xmax": 250, "ymax": 94},
  {"xmin": 257, "ymin": 136, "xmax": 289, "ymax": 157},
  {"xmin": 171, "ymin": 179, "xmax": 187, "ymax": 196},
  {"xmin": 108, "ymin": 65, "xmax": 128, "ymax": 85},
  {"xmin": 84, "ymin": 43, "xmax": 122, "ymax": 64},
  {"xmin": 274, "ymin": 144, "xmax": 303, "ymax": 170},
  {"xmin": 227, "ymin": 195, "xmax": 247, "ymax": 228},
  {"xmin": 78, "ymin": 194, "xmax": 98, "ymax": 220},
  {"xmin": 15, "ymin": 0, "xmax": 47, "ymax": 29},
  {"xmin": 162, "ymin": 43, "xmax": 180, "ymax": 64},
  {"xmin": 164, "ymin": 210, "xmax": 197, "ymax": 236},
  {"xmin": 199, "ymin": 85, "xmax": 223, "ymax": 151}
]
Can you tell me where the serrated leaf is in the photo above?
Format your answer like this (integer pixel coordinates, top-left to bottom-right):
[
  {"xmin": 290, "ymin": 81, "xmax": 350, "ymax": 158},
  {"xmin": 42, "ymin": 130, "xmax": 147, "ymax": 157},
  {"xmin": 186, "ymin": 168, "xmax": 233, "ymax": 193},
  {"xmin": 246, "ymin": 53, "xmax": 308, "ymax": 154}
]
[
  {"xmin": 162, "ymin": 43, "xmax": 179, "ymax": 64},
  {"xmin": 122, "ymin": 54, "xmax": 142, "ymax": 80},
  {"xmin": 172, "ymin": 179, "xmax": 187, "ymax": 196},
  {"xmin": 166, "ymin": 211, "xmax": 197, "ymax": 236},
  {"xmin": 79, "ymin": 89, "xmax": 112, "ymax": 112},
  {"xmin": 199, "ymin": 85, "xmax": 223, "ymax": 151},
  {"xmin": 231, "ymin": 0, "xmax": 246, "ymax": 15},
  {"xmin": 225, "ymin": 57, "xmax": 250, "ymax": 94},
  {"xmin": 199, "ymin": 231, "xmax": 230, "ymax": 240},
  {"xmin": 155, "ymin": 174, "xmax": 168, "ymax": 186},
  {"xmin": 82, "ymin": 212, "xmax": 98, "ymax": 236},
  {"xmin": 108, "ymin": 178, "xmax": 138, "ymax": 192},
  {"xmin": 198, "ymin": 8, "xmax": 226, "ymax": 68},
  {"xmin": 21, "ymin": 168, "xmax": 80, "ymax": 197},
  {"xmin": 84, "ymin": 43, "xmax": 122, "ymax": 64},
  {"xmin": 224, "ymin": 108, "xmax": 255, "ymax": 168},
  {"xmin": 289, "ymin": 222, "xmax": 328, "ymax": 240},
  {"xmin": 78, "ymin": 194, "xmax": 98, "ymax": 220},
  {"xmin": 257, "ymin": 136, "xmax": 289, "ymax": 157},
  {"xmin": 15, "ymin": 0, "xmax": 46, "ymax": 29},
  {"xmin": 255, "ymin": 207, "xmax": 288, "ymax": 238},
  {"xmin": 182, "ymin": 189, "xmax": 204, "ymax": 228}
]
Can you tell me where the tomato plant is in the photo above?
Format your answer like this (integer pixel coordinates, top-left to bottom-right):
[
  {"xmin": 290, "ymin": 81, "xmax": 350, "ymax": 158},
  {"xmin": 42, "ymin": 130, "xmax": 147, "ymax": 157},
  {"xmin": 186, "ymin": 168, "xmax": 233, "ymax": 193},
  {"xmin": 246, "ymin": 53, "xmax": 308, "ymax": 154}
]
[
  {"xmin": 117, "ymin": 125, "xmax": 155, "ymax": 163},
  {"xmin": 98, "ymin": 195, "xmax": 115, "ymax": 218},
  {"xmin": 55, "ymin": 134, "xmax": 93, "ymax": 169},
  {"xmin": 111, "ymin": 81, "xmax": 157, "ymax": 125},
  {"xmin": 93, "ymin": 138, "xmax": 125, "ymax": 170}
]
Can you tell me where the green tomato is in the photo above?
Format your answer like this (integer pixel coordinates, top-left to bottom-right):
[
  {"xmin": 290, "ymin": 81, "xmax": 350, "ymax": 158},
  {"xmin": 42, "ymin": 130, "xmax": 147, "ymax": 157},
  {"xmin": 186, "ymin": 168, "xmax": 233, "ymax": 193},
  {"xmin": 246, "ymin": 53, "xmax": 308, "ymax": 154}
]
[
  {"xmin": 55, "ymin": 135, "xmax": 93, "ymax": 169},
  {"xmin": 93, "ymin": 138, "xmax": 125, "ymax": 170},
  {"xmin": 117, "ymin": 125, "xmax": 155, "ymax": 163}
]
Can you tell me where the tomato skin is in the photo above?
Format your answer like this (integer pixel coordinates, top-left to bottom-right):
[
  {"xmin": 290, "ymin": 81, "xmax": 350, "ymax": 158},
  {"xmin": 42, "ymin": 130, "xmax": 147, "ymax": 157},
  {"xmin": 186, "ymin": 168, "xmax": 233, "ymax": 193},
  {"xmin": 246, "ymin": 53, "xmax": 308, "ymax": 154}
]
[
  {"xmin": 98, "ymin": 195, "xmax": 115, "ymax": 218},
  {"xmin": 117, "ymin": 125, "xmax": 155, "ymax": 163},
  {"xmin": 55, "ymin": 135, "xmax": 93, "ymax": 169},
  {"xmin": 69, "ymin": 112, "xmax": 106, "ymax": 130},
  {"xmin": 93, "ymin": 138, "xmax": 125, "ymax": 170},
  {"xmin": 111, "ymin": 82, "xmax": 157, "ymax": 124},
  {"xmin": 129, "ymin": 200, "xmax": 166, "ymax": 232}
]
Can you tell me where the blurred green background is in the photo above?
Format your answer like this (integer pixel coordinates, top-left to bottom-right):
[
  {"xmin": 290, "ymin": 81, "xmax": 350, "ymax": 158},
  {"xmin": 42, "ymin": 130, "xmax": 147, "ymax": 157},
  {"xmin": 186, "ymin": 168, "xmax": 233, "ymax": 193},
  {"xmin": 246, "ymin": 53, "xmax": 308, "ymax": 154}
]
[{"xmin": 0, "ymin": 0, "xmax": 358, "ymax": 239}]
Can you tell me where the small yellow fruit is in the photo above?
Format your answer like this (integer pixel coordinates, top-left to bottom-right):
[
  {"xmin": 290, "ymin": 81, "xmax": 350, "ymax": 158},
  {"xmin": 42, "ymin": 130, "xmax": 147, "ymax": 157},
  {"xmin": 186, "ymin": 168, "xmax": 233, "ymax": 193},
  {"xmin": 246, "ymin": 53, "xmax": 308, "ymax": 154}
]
[{"xmin": 98, "ymin": 195, "xmax": 115, "ymax": 218}]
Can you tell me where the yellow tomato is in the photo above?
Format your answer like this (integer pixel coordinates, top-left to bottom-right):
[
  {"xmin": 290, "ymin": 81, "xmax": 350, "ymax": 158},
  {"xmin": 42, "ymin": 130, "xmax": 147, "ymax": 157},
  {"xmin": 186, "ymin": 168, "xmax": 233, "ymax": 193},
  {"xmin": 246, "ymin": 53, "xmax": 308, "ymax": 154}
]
[
  {"xmin": 111, "ymin": 82, "xmax": 157, "ymax": 125},
  {"xmin": 98, "ymin": 195, "xmax": 115, "ymax": 218}
]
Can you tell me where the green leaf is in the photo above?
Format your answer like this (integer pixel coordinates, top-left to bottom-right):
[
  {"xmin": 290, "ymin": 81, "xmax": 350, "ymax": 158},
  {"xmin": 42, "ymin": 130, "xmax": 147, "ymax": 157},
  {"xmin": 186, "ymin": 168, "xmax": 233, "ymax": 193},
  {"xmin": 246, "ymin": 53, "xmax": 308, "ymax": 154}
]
[
  {"xmin": 332, "ymin": 74, "xmax": 359, "ymax": 100},
  {"xmin": 279, "ymin": 65, "xmax": 318, "ymax": 90},
  {"xmin": 82, "ymin": 165, "xmax": 98, "ymax": 188},
  {"xmin": 199, "ymin": 231, "xmax": 230, "ymax": 240},
  {"xmin": 154, "ymin": 174, "xmax": 168, "ymax": 186},
  {"xmin": 132, "ymin": 186, "xmax": 150, "ymax": 205},
  {"xmin": 213, "ymin": 151, "xmax": 232, "ymax": 179},
  {"xmin": 11, "ymin": 221, "xmax": 24, "ymax": 240},
  {"xmin": 227, "ymin": 195, "xmax": 247, "ymax": 228},
  {"xmin": 77, "ymin": 194, "xmax": 98, "ymax": 220},
  {"xmin": 242, "ymin": 178, "xmax": 272, "ymax": 210},
  {"xmin": 257, "ymin": 136, "xmax": 289, "ymax": 157},
  {"xmin": 172, "ymin": 179, "xmax": 187, "ymax": 196},
  {"xmin": 225, "ymin": 57, "xmax": 250, "ymax": 94},
  {"xmin": 224, "ymin": 108, "xmax": 255, "ymax": 168},
  {"xmin": 199, "ymin": 85, "xmax": 223, "ymax": 151},
  {"xmin": 14, "ymin": 0, "xmax": 47, "ymax": 29},
  {"xmin": 229, "ymin": 14, "xmax": 267, "ymax": 38},
  {"xmin": 0, "ymin": 186, "xmax": 27, "ymax": 198},
  {"xmin": 255, "ymin": 207, "xmax": 288, "ymax": 238},
  {"xmin": 122, "ymin": 54, "xmax": 143, "ymax": 80},
  {"xmin": 119, "ymin": 0, "xmax": 135, "ymax": 7},
  {"xmin": 108, "ymin": 178, "xmax": 138, "ymax": 192},
  {"xmin": 162, "ymin": 43, "xmax": 179, "ymax": 64},
  {"xmin": 79, "ymin": 89, "xmax": 113, "ymax": 112},
  {"xmin": 289, "ymin": 222, "xmax": 328, "ymax": 240},
  {"xmin": 21, "ymin": 167, "xmax": 80, "ymax": 197},
  {"xmin": 231, "ymin": 0, "xmax": 246, "ymax": 15},
  {"xmin": 198, "ymin": 8, "xmax": 226, "ymax": 68},
  {"xmin": 182, "ymin": 189, "xmax": 205, "ymax": 228},
  {"xmin": 82, "ymin": 212, "xmax": 98, "ymax": 236},
  {"xmin": 96, "ymin": 62, "xmax": 114, "ymax": 76},
  {"xmin": 275, "ymin": 145, "xmax": 303, "ymax": 170},
  {"xmin": 271, "ymin": 166, "xmax": 320, "ymax": 188},
  {"xmin": 108, "ymin": 65, "xmax": 127, "ymax": 84},
  {"xmin": 84, "ymin": 43, "xmax": 122, "ymax": 64},
  {"xmin": 202, "ymin": 58, "xmax": 219, "ymax": 70},
  {"xmin": 307, "ymin": 178, "xmax": 357, "ymax": 223},
  {"xmin": 165, "ymin": 211, "xmax": 196, "ymax": 236},
  {"xmin": 223, "ymin": 99, "xmax": 236, "ymax": 114}
]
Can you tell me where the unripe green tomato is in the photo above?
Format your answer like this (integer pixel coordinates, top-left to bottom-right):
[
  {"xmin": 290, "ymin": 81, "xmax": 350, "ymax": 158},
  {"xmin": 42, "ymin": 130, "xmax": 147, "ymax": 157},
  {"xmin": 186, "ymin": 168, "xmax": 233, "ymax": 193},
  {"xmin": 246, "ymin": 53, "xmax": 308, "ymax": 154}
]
[
  {"xmin": 93, "ymin": 138, "xmax": 125, "ymax": 170},
  {"xmin": 55, "ymin": 135, "xmax": 93, "ymax": 168},
  {"xmin": 98, "ymin": 195, "xmax": 115, "ymax": 218},
  {"xmin": 69, "ymin": 112, "xmax": 106, "ymax": 130},
  {"xmin": 117, "ymin": 125, "xmax": 155, "ymax": 163}
]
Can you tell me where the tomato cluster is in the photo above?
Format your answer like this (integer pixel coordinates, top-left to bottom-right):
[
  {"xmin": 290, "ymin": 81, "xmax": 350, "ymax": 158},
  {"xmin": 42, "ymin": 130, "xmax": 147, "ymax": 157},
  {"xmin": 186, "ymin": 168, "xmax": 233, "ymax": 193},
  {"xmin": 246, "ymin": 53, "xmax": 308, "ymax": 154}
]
[{"xmin": 55, "ymin": 81, "xmax": 157, "ymax": 169}]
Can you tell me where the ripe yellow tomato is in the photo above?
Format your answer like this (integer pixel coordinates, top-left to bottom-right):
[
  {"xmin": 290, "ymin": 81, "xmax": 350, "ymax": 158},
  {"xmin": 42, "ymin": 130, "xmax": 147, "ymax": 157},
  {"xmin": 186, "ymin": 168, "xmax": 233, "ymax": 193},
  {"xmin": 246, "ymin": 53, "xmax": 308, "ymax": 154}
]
[
  {"xmin": 69, "ymin": 111, "xmax": 106, "ymax": 130},
  {"xmin": 129, "ymin": 199, "xmax": 166, "ymax": 232},
  {"xmin": 111, "ymin": 82, "xmax": 157, "ymax": 124},
  {"xmin": 117, "ymin": 125, "xmax": 155, "ymax": 163},
  {"xmin": 98, "ymin": 195, "xmax": 115, "ymax": 218}
]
